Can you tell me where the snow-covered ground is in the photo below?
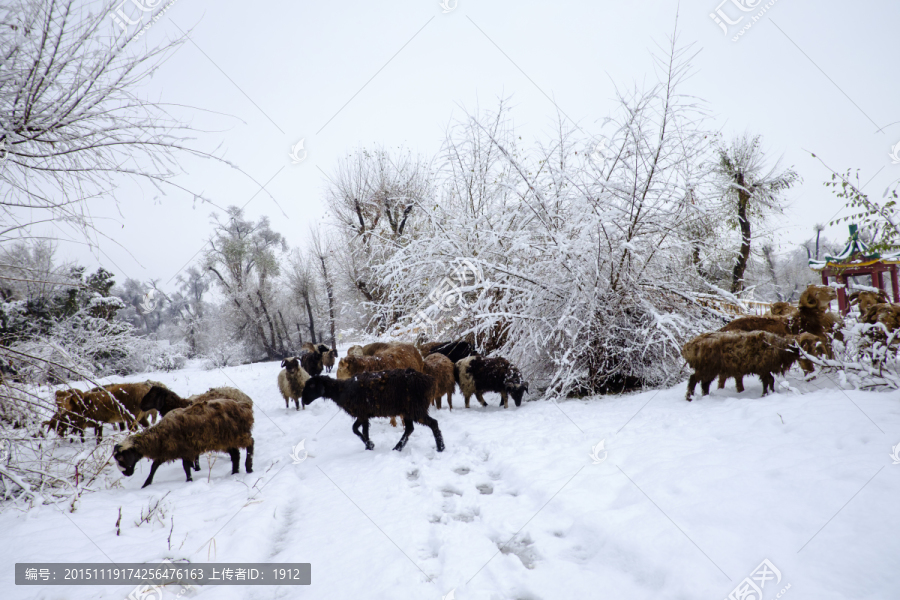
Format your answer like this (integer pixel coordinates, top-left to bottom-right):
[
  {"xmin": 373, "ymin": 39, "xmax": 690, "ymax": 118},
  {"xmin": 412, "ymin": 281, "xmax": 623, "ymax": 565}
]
[{"xmin": 4, "ymin": 348, "xmax": 900, "ymax": 600}]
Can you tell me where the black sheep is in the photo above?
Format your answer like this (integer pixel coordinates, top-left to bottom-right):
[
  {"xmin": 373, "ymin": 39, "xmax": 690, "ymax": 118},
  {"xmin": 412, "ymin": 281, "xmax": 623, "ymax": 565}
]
[
  {"xmin": 300, "ymin": 349, "xmax": 324, "ymax": 376},
  {"xmin": 301, "ymin": 369, "xmax": 444, "ymax": 452},
  {"xmin": 455, "ymin": 356, "xmax": 529, "ymax": 409},
  {"xmin": 429, "ymin": 340, "xmax": 478, "ymax": 363}
]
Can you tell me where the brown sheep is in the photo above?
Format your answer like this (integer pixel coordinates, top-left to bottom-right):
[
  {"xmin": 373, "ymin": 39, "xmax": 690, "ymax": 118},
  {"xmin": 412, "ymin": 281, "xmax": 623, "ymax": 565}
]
[
  {"xmin": 278, "ymin": 357, "xmax": 310, "ymax": 410},
  {"xmin": 347, "ymin": 345, "xmax": 364, "ymax": 357},
  {"xmin": 46, "ymin": 388, "xmax": 85, "ymax": 437},
  {"xmin": 682, "ymin": 331, "xmax": 800, "ymax": 400},
  {"xmin": 861, "ymin": 302, "xmax": 900, "ymax": 333},
  {"xmin": 113, "ymin": 397, "xmax": 254, "ymax": 488},
  {"xmin": 423, "ymin": 353, "xmax": 455, "ymax": 410},
  {"xmin": 362, "ymin": 342, "xmax": 392, "ymax": 356},
  {"xmin": 322, "ymin": 348, "xmax": 337, "ymax": 373},
  {"xmin": 849, "ymin": 290, "xmax": 888, "ymax": 314},
  {"xmin": 140, "ymin": 385, "xmax": 252, "ymax": 417}
]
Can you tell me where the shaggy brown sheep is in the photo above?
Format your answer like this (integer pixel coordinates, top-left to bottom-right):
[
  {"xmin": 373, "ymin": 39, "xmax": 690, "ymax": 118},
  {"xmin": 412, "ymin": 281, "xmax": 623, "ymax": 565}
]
[
  {"xmin": 347, "ymin": 345, "xmax": 364, "ymax": 357},
  {"xmin": 423, "ymin": 353, "xmax": 455, "ymax": 409},
  {"xmin": 455, "ymin": 356, "xmax": 528, "ymax": 409},
  {"xmin": 113, "ymin": 397, "xmax": 254, "ymax": 488},
  {"xmin": 140, "ymin": 385, "xmax": 252, "ymax": 417},
  {"xmin": 682, "ymin": 330, "xmax": 799, "ymax": 400},
  {"xmin": 362, "ymin": 342, "xmax": 392, "ymax": 356},
  {"xmin": 301, "ymin": 369, "xmax": 443, "ymax": 452},
  {"xmin": 849, "ymin": 290, "xmax": 888, "ymax": 314},
  {"xmin": 322, "ymin": 347, "xmax": 337, "ymax": 373},
  {"xmin": 278, "ymin": 357, "xmax": 310, "ymax": 410}
]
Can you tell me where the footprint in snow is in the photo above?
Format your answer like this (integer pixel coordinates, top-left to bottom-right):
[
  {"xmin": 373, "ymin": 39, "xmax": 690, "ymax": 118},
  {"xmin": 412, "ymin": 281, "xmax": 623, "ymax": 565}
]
[
  {"xmin": 476, "ymin": 483, "xmax": 493, "ymax": 495},
  {"xmin": 454, "ymin": 466, "xmax": 470, "ymax": 475}
]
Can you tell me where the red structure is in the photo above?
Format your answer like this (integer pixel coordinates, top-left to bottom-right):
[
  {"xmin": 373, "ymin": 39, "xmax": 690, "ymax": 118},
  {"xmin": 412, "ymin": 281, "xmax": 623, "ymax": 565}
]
[{"xmin": 809, "ymin": 225, "xmax": 900, "ymax": 315}]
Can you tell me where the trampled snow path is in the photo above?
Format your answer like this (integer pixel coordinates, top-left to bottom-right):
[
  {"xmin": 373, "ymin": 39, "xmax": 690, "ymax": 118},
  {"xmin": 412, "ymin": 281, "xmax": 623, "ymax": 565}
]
[{"xmin": 3, "ymin": 352, "xmax": 900, "ymax": 599}]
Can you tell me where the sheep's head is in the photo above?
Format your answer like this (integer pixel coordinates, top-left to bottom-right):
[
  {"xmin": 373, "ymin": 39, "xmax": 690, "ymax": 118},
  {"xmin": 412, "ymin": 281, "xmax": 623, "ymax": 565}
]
[
  {"xmin": 54, "ymin": 389, "xmax": 81, "ymax": 411},
  {"xmin": 504, "ymin": 369, "xmax": 529, "ymax": 407},
  {"xmin": 850, "ymin": 290, "xmax": 888, "ymax": 313},
  {"xmin": 769, "ymin": 301, "xmax": 798, "ymax": 317},
  {"xmin": 113, "ymin": 441, "xmax": 143, "ymax": 477},
  {"xmin": 301, "ymin": 376, "xmax": 329, "ymax": 406},
  {"xmin": 799, "ymin": 285, "xmax": 836, "ymax": 310},
  {"xmin": 336, "ymin": 356, "xmax": 357, "ymax": 380},
  {"xmin": 140, "ymin": 385, "xmax": 170, "ymax": 413},
  {"xmin": 281, "ymin": 357, "xmax": 300, "ymax": 372}
]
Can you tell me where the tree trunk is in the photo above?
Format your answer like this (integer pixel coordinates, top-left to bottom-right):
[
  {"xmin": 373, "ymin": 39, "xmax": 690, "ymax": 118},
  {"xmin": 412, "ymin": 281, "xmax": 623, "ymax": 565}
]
[
  {"xmin": 256, "ymin": 290, "xmax": 284, "ymax": 358},
  {"xmin": 303, "ymin": 292, "xmax": 317, "ymax": 344},
  {"xmin": 730, "ymin": 181, "xmax": 752, "ymax": 295},
  {"xmin": 318, "ymin": 255, "xmax": 338, "ymax": 350}
]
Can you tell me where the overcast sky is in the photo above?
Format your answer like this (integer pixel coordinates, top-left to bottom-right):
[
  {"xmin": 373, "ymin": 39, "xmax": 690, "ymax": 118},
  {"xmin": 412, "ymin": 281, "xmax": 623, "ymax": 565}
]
[{"xmin": 48, "ymin": 0, "xmax": 900, "ymax": 291}]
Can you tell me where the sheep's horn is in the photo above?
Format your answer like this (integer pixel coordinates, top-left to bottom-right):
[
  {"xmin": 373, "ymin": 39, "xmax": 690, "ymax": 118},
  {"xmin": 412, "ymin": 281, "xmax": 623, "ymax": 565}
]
[{"xmin": 799, "ymin": 291, "xmax": 818, "ymax": 308}]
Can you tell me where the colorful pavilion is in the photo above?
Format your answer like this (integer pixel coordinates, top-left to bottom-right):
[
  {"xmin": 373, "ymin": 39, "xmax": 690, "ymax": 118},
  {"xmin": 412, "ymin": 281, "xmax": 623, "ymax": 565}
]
[{"xmin": 809, "ymin": 225, "xmax": 900, "ymax": 314}]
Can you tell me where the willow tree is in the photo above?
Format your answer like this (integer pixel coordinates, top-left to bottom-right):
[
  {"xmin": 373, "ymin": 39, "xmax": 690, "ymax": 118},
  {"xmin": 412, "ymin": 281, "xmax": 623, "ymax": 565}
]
[{"xmin": 712, "ymin": 134, "xmax": 799, "ymax": 294}]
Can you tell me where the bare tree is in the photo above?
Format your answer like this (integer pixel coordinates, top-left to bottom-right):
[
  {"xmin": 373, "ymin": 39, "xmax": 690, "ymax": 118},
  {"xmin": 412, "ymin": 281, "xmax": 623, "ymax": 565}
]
[
  {"xmin": 204, "ymin": 207, "xmax": 287, "ymax": 360},
  {"xmin": 309, "ymin": 227, "xmax": 337, "ymax": 350},
  {"xmin": 712, "ymin": 134, "xmax": 799, "ymax": 294}
]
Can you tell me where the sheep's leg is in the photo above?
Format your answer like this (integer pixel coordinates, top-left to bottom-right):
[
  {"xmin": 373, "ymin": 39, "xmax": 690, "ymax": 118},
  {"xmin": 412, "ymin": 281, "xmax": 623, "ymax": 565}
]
[
  {"xmin": 735, "ymin": 376, "xmax": 745, "ymax": 394},
  {"xmin": 686, "ymin": 373, "xmax": 698, "ymax": 401},
  {"xmin": 475, "ymin": 391, "xmax": 488, "ymax": 407},
  {"xmin": 435, "ymin": 396, "xmax": 441, "ymax": 410},
  {"xmin": 285, "ymin": 396, "xmax": 289, "ymax": 409},
  {"xmin": 353, "ymin": 418, "xmax": 374, "ymax": 450},
  {"xmin": 182, "ymin": 459, "xmax": 194, "ymax": 482},
  {"xmin": 446, "ymin": 392, "xmax": 453, "ymax": 410},
  {"xmin": 142, "ymin": 459, "xmax": 163, "ymax": 488},
  {"xmin": 118, "ymin": 423, "xmax": 125, "ymax": 431},
  {"xmin": 297, "ymin": 396, "xmax": 303, "ymax": 411},
  {"xmin": 761, "ymin": 374, "xmax": 774, "ymax": 396},
  {"xmin": 245, "ymin": 439, "xmax": 254, "ymax": 473},
  {"xmin": 420, "ymin": 415, "xmax": 445, "ymax": 452},
  {"xmin": 464, "ymin": 394, "xmax": 471, "ymax": 409},
  {"xmin": 193, "ymin": 456, "xmax": 201, "ymax": 471},
  {"xmin": 228, "ymin": 448, "xmax": 240, "ymax": 474},
  {"xmin": 95, "ymin": 424, "xmax": 103, "ymax": 445},
  {"xmin": 393, "ymin": 417, "xmax": 414, "ymax": 452},
  {"xmin": 717, "ymin": 375, "xmax": 727, "ymax": 390},
  {"xmin": 700, "ymin": 379, "xmax": 712, "ymax": 396},
  {"xmin": 501, "ymin": 391, "xmax": 508, "ymax": 409}
]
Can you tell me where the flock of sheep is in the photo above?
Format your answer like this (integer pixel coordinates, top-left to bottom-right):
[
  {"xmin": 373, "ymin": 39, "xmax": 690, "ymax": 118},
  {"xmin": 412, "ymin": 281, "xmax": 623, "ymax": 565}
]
[
  {"xmin": 41, "ymin": 284, "xmax": 898, "ymax": 490},
  {"xmin": 681, "ymin": 284, "xmax": 900, "ymax": 400},
  {"xmin": 279, "ymin": 340, "xmax": 528, "ymax": 454},
  {"xmin": 43, "ymin": 339, "xmax": 529, "ymax": 488}
]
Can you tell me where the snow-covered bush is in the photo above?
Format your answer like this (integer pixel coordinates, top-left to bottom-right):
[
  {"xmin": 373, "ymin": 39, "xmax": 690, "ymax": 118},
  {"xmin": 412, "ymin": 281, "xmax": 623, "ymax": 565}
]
[{"xmin": 345, "ymin": 42, "xmax": 731, "ymax": 397}]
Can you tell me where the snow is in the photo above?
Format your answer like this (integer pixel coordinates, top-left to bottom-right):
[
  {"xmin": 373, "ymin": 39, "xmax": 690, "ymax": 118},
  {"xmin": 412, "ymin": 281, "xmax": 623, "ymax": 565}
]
[{"xmin": 3, "ymin": 346, "xmax": 900, "ymax": 600}]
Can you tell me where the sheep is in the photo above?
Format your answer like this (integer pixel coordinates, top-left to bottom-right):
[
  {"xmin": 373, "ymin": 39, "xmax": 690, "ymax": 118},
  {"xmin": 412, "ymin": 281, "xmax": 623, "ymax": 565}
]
[
  {"xmin": 321, "ymin": 346, "xmax": 338, "ymax": 373},
  {"xmin": 113, "ymin": 397, "xmax": 254, "ymax": 488},
  {"xmin": 454, "ymin": 356, "xmax": 529, "ymax": 409},
  {"xmin": 278, "ymin": 356, "xmax": 310, "ymax": 410},
  {"xmin": 337, "ymin": 344, "xmax": 425, "ymax": 379},
  {"xmin": 861, "ymin": 302, "xmax": 900, "ymax": 334},
  {"xmin": 715, "ymin": 285, "xmax": 839, "ymax": 390},
  {"xmin": 428, "ymin": 340, "xmax": 478, "ymax": 363},
  {"xmin": 682, "ymin": 330, "xmax": 800, "ymax": 400},
  {"xmin": 46, "ymin": 388, "xmax": 85, "ymax": 437},
  {"xmin": 417, "ymin": 340, "xmax": 449, "ymax": 356},
  {"xmin": 300, "ymin": 349, "xmax": 324, "ymax": 376},
  {"xmin": 721, "ymin": 285, "xmax": 833, "ymax": 339},
  {"xmin": 362, "ymin": 342, "xmax": 392, "ymax": 356},
  {"xmin": 849, "ymin": 290, "xmax": 889, "ymax": 314},
  {"xmin": 56, "ymin": 388, "xmax": 137, "ymax": 443},
  {"xmin": 347, "ymin": 345, "xmax": 364, "ymax": 357},
  {"xmin": 301, "ymin": 369, "xmax": 444, "ymax": 452},
  {"xmin": 423, "ymin": 353, "xmax": 455, "ymax": 409},
  {"xmin": 140, "ymin": 385, "xmax": 252, "ymax": 417}
]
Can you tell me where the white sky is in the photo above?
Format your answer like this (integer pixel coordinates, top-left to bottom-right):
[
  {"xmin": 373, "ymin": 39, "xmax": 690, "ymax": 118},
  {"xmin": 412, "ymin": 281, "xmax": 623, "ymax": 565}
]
[{"xmin": 47, "ymin": 0, "xmax": 900, "ymax": 291}]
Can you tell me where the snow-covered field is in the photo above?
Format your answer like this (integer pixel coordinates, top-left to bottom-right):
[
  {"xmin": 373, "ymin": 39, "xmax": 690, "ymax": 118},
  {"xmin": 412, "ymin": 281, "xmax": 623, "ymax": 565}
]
[{"xmin": 4, "ymin": 349, "xmax": 900, "ymax": 600}]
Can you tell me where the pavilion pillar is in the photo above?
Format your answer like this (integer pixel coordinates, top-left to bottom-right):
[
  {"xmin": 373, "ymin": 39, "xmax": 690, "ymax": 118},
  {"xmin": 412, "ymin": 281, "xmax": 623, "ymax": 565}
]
[
  {"xmin": 891, "ymin": 265, "xmax": 900, "ymax": 303},
  {"xmin": 837, "ymin": 273, "xmax": 849, "ymax": 315}
]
